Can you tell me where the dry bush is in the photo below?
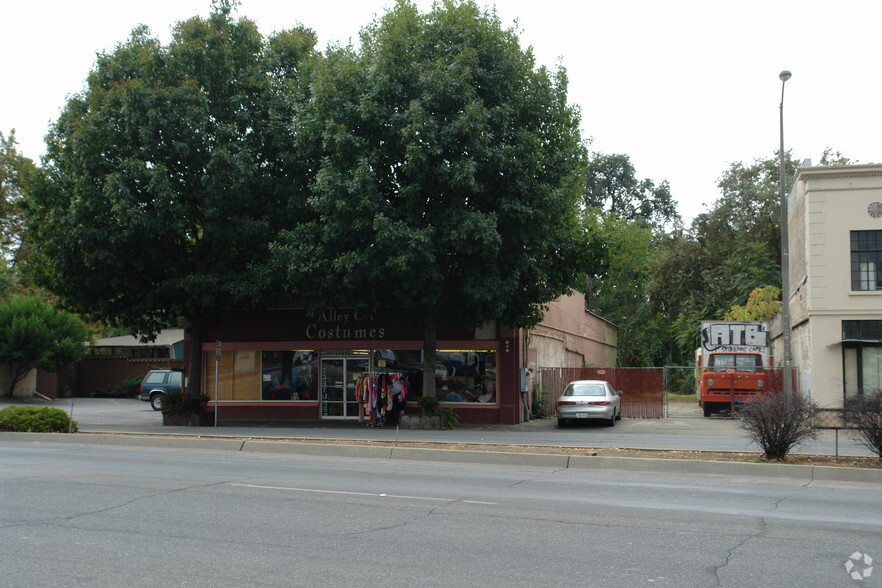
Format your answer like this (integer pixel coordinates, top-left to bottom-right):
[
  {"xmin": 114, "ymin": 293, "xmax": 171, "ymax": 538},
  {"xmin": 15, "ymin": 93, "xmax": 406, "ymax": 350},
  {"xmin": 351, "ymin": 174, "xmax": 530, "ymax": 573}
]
[
  {"xmin": 843, "ymin": 392, "xmax": 882, "ymax": 459},
  {"xmin": 739, "ymin": 391, "xmax": 818, "ymax": 461}
]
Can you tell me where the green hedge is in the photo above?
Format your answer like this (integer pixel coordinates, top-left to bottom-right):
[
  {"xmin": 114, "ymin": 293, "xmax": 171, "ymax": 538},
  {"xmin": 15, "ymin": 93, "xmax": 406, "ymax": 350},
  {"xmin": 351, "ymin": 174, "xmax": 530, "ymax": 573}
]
[{"xmin": 0, "ymin": 406, "xmax": 78, "ymax": 433}]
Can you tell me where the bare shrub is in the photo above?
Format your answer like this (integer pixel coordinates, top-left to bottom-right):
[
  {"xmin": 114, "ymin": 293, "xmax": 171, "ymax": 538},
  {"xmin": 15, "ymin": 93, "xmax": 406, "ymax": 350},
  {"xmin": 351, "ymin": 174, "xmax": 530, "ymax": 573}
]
[
  {"xmin": 843, "ymin": 393, "xmax": 882, "ymax": 459},
  {"xmin": 738, "ymin": 392, "xmax": 818, "ymax": 461}
]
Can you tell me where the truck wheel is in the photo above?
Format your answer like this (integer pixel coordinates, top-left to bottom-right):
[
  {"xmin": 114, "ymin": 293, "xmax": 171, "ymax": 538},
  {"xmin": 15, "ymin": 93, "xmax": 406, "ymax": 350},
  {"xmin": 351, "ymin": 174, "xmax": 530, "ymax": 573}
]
[
  {"xmin": 702, "ymin": 403, "xmax": 712, "ymax": 418},
  {"xmin": 150, "ymin": 394, "xmax": 164, "ymax": 411}
]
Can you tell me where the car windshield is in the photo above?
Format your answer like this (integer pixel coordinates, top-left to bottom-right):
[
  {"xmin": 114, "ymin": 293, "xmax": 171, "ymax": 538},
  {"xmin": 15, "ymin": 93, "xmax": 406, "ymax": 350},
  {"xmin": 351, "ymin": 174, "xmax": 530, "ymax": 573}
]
[
  {"xmin": 565, "ymin": 384, "xmax": 606, "ymax": 397},
  {"xmin": 708, "ymin": 354, "xmax": 762, "ymax": 372}
]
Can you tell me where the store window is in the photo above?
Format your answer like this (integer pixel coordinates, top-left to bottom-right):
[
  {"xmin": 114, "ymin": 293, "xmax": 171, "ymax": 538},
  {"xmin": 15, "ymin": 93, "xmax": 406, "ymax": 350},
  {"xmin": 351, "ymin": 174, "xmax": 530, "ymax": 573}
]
[
  {"xmin": 435, "ymin": 350, "xmax": 496, "ymax": 403},
  {"xmin": 205, "ymin": 350, "xmax": 317, "ymax": 401},
  {"xmin": 850, "ymin": 230, "xmax": 882, "ymax": 291},
  {"xmin": 261, "ymin": 351, "xmax": 318, "ymax": 400},
  {"xmin": 843, "ymin": 321, "xmax": 882, "ymax": 397}
]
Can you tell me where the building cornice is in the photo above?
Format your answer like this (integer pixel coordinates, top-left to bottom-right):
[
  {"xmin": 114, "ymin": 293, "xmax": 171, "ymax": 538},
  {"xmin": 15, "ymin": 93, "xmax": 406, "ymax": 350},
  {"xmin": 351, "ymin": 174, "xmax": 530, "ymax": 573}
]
[{"xmin": 797, "ymin": 163, "xmax": 882, "ymax": 182}]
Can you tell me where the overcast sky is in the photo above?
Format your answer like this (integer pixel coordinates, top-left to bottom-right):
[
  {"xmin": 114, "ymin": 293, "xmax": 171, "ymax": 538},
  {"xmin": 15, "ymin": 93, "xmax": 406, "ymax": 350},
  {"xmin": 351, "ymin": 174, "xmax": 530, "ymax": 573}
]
[{"xmin": 3, "ymin": 0, "xmax": 879, "ymax": 222}]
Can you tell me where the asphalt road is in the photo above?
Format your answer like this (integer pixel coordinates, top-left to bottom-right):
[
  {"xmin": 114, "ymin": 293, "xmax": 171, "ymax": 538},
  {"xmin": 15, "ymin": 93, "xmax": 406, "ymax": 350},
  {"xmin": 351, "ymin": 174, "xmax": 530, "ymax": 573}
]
[
  {"xmin": 5, "ymin": 397, "xmax": 872, "ymax": 457},
  {"xmin": 2, "ymin": 441, "xmax": 879, "ymax": 587}
]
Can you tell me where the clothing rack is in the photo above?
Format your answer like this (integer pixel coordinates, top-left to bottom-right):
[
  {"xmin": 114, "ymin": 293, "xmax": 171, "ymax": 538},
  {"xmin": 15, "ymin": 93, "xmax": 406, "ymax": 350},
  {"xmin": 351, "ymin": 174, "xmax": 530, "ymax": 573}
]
[{"xmin": 355, "ymin": 372, "xmax": 409, "ymax": 426}]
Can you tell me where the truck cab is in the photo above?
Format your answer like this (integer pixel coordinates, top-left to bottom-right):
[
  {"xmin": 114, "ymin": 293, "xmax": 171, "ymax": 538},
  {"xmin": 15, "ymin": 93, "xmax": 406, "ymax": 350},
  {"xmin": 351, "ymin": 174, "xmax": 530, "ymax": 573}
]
[{"xmin": 699, "ymin": 351, "xmax": 766, "ymax": 417}]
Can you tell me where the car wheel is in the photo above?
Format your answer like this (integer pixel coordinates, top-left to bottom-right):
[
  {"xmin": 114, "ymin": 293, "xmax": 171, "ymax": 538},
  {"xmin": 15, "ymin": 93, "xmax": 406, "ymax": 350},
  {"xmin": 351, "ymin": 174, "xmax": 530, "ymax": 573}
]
[
  {"xmin": 607, "ymin": 412, "xmax": 616, "ymax": 427},
  {"xmin": 615, "ymin": 408, "xmax": 622, "ymax": 421},
  {"xmin": 557, "ymin": 418, "xmax": 568, "ymax": 428},
  {"xmin": 150, "ymin": 394, "xmax": 164, "ymax": 411}
]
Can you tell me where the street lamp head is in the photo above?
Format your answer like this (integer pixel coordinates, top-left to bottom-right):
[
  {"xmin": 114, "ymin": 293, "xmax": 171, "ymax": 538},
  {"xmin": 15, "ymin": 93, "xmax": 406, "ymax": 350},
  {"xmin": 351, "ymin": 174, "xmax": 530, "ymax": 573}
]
[{"xmin": 779, "ymin": 70, "xmax": 792, "ymax": 82}]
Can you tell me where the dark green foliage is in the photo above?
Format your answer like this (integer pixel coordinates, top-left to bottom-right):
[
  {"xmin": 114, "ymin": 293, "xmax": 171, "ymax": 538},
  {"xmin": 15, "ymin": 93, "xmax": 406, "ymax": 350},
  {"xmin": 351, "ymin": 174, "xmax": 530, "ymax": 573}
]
[
  {"xmin": 160, "ymin": 392, "xmax": 209, "ymax": 415},
  {"xmin": 843, "ymin": 393, "xmax": 882, "ymax": 459},
  {"xmin": 269, "ymin": 0, "xmax": 590, "ymax": 397},
  {"xmin": 0, "ymin": 405, "xmax": 78, "ymax": 433},
  {"xmin": 25, "ymin": 3, "xmax": 318, "ymax": 394},
  {"xmin": 592, "ymin": 151, "xmax": 801, "ymax": 367},
  {"xmin": 584, "ymin": 152, "xmax": 680, "ymax": 231},
  {"xmin": 0, "ymin": 130, "xmax": 36, "ymax": 296},
  {"xmin": 0, "ymin": 296, "xmax": 90, "ymax": 396},
  {"xmin": 88, "ymin": 375, "xmax": 143, "ymax": 398},
  {"xmin": 739, "ymin": 392, "xmax": 818, "ymax": 461}
]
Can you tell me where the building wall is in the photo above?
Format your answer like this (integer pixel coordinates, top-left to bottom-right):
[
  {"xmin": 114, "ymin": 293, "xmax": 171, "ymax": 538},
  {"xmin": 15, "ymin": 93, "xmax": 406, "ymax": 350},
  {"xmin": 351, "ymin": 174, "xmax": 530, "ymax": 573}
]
[
  {"xmin": 0, "ymin": 365, "xmax": 37, "ymax": 398},
  {"xmin": 526, "ymin": 291, "xmax": 617, "ymax": 370},
  {"xmin": 785, "ymin": 164, "xmax": 882, "ymax": 408}
]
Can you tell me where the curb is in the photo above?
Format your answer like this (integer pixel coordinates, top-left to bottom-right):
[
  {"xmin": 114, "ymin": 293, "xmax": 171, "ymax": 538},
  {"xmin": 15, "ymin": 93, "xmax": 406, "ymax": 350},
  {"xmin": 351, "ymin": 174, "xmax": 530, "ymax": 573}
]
[{"xmin": 3, "ymin": 431, "xmax": 880, "ymax": 484}]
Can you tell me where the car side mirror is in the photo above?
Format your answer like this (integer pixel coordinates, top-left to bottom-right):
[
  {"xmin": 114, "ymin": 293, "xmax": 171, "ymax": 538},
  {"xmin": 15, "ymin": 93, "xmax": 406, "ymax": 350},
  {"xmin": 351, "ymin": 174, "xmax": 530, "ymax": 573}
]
[{"xmin": 616, "ymin": 390, "xmax": 623, "ymax": 395}]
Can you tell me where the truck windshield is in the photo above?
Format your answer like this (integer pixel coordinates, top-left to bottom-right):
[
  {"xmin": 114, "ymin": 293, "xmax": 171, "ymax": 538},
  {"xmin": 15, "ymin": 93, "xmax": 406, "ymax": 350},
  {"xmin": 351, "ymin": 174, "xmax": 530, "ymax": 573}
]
[{"xmin": 708, "ymin": 354, "xmax": 762, "ymax": 372}]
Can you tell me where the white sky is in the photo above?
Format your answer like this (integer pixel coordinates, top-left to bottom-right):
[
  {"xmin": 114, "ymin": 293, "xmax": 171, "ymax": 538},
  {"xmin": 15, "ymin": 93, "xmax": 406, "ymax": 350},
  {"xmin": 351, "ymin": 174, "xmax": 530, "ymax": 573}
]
[{"xmin": 3, "ymin": 0, "xmax": 880, "ymax": 222}]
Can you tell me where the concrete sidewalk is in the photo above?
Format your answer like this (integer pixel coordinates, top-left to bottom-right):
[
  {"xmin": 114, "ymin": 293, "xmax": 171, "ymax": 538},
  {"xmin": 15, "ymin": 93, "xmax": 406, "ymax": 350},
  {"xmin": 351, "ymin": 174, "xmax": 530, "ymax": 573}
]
[
  {"xmin": 1, "ymin": 396, "xmax": 869, "ymax": 452},
  {"xmin": 2, "ymin": 396, "xmax": 879, "ymax": 483}
]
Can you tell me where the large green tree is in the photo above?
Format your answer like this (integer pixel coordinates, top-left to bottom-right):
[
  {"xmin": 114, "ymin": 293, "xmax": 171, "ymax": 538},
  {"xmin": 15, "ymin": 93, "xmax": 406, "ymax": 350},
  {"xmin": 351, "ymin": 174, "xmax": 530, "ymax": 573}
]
[
  {"xmin": 0, "ymin": 296, "xmax": 90, "ymax": 397},
  {"xmin": 269, "ymin": 0, "xmax": 590, "ymax": 398},
  {"xmin": 26, "ymin": 2, "xmax": 317, "ymax": 394}
]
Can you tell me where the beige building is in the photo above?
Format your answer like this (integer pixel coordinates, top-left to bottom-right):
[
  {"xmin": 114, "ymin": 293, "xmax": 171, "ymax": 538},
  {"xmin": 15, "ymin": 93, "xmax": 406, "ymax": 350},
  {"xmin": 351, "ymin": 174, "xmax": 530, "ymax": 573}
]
[{"xmin": 776, "ymin": 163, "xmax": 882, "ymax": 408}]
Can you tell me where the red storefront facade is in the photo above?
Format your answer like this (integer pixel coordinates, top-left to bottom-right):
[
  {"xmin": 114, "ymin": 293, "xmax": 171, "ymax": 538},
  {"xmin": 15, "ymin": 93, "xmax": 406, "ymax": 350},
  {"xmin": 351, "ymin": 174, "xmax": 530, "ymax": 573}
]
[{"xmin": 198, "ymin": 305, "xmax": 526, "ymax": 425}]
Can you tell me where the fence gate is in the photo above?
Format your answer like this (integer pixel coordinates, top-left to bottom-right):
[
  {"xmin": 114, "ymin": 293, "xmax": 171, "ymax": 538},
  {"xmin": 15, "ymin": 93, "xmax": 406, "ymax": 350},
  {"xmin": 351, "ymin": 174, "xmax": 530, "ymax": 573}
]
[{"xmin": 537, "ymin": 367, "xmax": 664, "ymax": 419}]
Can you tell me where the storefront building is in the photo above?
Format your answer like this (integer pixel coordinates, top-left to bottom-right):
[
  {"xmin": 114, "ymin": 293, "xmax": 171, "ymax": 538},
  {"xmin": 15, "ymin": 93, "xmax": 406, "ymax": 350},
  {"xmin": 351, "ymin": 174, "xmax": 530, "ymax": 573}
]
[
  {"xmin": 199, "ymin": 292, "xmax": 617, "ymax": 425},
  {"xmin": 200, "ymin": 305, "xmax": 522, "ymax": 425}
]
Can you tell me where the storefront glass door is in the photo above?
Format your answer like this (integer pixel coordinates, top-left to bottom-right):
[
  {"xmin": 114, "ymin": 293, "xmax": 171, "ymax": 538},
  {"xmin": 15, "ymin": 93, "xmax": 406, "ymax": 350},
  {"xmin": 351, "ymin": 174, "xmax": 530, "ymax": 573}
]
[{"xmin": 321, "ymin": 357, "xmax": 369, "ymax": 419}]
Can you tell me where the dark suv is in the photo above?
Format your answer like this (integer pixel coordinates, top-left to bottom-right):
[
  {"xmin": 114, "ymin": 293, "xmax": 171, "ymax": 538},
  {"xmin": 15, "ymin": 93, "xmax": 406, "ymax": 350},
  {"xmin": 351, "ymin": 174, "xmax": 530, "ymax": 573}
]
[{"xmin": 139, "ymin": 370, "xmax": 183, "ymax": 410}]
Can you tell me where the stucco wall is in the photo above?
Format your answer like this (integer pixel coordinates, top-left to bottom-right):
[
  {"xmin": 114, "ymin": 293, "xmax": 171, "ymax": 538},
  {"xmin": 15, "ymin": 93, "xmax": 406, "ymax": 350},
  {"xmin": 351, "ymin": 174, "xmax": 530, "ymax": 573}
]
[
  {"xmin": 788, "ymin": 164, "xmax": 882, "ymax": 407},
  {"xmin": 526, "ymin": 291, "xmax": 617, "ymax": 369},
  {"xmin": 0, "ymin": 365, "xmax": 37, "ymax": 398}
]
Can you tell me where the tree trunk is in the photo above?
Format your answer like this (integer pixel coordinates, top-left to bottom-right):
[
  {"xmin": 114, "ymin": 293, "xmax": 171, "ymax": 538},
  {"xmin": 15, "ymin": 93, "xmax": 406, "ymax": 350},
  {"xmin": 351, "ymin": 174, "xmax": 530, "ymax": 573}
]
[
  {"xmin": 4, "ymin": 362, "xmax": 32, "ymax": 397},
  {"xmin": 422, "ymin": 314, "xmax": 437, "ymax": 400},
  {"xmin": 187, "ymin": 315, "xmax": 204, "ymax": 397}
]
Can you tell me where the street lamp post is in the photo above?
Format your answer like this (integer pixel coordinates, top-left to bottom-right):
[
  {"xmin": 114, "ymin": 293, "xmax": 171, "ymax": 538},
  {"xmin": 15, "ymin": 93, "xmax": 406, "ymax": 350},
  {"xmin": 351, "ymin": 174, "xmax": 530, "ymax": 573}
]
[{"xmin": 778, "ymin": 70, "xmax": 793, "ymax": 397}]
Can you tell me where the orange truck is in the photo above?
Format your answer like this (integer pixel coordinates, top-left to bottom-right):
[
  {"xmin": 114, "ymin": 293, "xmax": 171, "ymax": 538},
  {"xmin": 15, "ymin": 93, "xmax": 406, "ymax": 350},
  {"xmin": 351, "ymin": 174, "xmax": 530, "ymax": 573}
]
[{"xmin": 697, "ymin": 321, "xmax": 770, "ymax": 417}]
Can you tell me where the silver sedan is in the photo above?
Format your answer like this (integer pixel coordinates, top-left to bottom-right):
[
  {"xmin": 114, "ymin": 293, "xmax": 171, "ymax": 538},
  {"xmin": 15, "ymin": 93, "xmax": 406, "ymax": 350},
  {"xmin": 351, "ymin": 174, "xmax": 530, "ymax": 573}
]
[{"xmin": 556, "ymin": 379, "xmax": 622, "ymax": 427}]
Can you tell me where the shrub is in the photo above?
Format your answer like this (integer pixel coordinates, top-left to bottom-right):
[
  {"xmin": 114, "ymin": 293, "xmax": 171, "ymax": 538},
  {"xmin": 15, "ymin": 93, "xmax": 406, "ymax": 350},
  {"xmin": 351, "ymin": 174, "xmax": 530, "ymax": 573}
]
[
  {"xmin": 843, "ymin": 393, "xmax": 882, "ymax": 459},
  {"xmin": 0, "ymin": 405, "xmax": 78, "ymax": 433},
  {"xmin": 416, "ymin": 395, "xmax": 459, "ymax": 429},
  {"xmin": 161, "ymin": 393, "xmax": 209, "ymax": 415},
  {"xmin": 739, "ymin": 391, "xmax": 818, "ymax": 461},
  {"xmin": 90, "ymin": 375, "xmax": 143, "ymax": 398}
]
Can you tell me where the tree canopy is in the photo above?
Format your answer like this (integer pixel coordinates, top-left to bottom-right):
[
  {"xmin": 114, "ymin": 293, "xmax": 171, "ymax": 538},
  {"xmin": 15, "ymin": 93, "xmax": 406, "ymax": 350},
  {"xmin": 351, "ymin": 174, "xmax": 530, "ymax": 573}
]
[
  {"xmin": 583, "ymin": 152, "xmax": 680, "ymax": 230},
  {"xmin": 25, "ymin": 2, "xmax": 318, "ymax": 393},
  {"xmin": 268, "ymin": 0, "xmax": 591, "ymax": 396}
]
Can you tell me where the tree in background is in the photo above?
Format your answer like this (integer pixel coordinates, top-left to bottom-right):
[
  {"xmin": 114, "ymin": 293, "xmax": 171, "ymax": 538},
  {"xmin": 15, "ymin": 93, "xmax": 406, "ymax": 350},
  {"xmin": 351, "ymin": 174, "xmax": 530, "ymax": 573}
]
[
  {"xmin": 583, "ymin": 210, "xmax": 672, "ymax": 366},
  {"xmin": 693, "ymin": 151, "xmax": 798, "ymax": 268},
  {"xmin": 583, "ymin": 152, "xmax": 680, "ymax": 231},
  {"xmin": 269, "ymin": 0, "xmax": 591, "ymax": 398},
  {"xmin": 0, "ymin": 131, "xmax": 36, "ymax": 297},
  {"xmin": 819, "ymin": 147, "xmax": 855, "ymax": 166},
  {"xmin": 26, "ymin": 2, "xmax": 317, "ymax": 394},
  {"xmin": 724, "ymin": 286, "xmax": 781, "ymax": 321},
  {"xmin": 0, "ymin": 296, "xmax": 90, "ymax": 397}
]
